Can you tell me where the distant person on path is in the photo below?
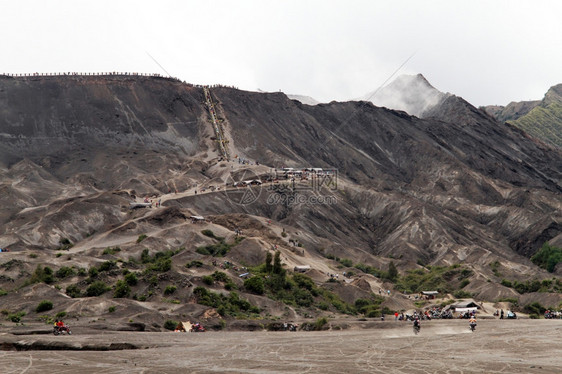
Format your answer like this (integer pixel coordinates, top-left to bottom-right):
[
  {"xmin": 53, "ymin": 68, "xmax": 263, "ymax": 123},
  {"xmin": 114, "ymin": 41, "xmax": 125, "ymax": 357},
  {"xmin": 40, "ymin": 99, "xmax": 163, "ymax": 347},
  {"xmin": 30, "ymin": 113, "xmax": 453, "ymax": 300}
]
[{"xmin": 500, "ymin": 309, "xmax": 504, "ymax": 319}]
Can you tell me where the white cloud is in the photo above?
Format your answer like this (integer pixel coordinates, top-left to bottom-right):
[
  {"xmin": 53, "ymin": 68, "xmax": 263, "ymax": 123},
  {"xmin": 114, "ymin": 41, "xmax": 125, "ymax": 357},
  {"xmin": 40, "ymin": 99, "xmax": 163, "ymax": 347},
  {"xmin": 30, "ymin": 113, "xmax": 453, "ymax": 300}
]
[{"xmin": 1, "ymin": 0, "xmax": 561, "ymax": 106}]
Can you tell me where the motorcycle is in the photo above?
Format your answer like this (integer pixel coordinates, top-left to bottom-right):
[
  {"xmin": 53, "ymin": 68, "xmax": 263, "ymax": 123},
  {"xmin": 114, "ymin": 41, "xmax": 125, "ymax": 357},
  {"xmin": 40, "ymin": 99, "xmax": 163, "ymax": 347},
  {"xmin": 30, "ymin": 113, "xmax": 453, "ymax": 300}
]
[
  {"xmin": 190, "ymin": 323, "xmax": 206, "ymax": 332},
  {"xmin": 469, "ymin": 322, "xmax": 477, "ymax": 332},
  {"xmin": 53, "ymin": 325, "xmax": 72, "ymax": 335},
  {"xmin": 413, "ymin": 323, "xmax": 420, "ymax": 335}
]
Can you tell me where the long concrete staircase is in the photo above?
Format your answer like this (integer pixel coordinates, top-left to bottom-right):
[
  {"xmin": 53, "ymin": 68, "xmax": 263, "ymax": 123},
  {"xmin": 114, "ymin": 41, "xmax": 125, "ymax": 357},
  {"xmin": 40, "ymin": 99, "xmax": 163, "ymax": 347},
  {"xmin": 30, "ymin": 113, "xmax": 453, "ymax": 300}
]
[{"xmin": 203, "ymin": 87, "xmax": 230, "ymax": 160}]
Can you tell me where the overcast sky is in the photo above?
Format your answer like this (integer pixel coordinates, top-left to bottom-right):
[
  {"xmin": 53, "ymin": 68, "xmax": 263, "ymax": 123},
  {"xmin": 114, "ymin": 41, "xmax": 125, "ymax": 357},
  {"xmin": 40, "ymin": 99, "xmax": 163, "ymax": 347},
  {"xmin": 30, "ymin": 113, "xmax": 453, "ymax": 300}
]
[{"xmin": 1, "ymin": 0, "xmax": 561, "ymax": 107}]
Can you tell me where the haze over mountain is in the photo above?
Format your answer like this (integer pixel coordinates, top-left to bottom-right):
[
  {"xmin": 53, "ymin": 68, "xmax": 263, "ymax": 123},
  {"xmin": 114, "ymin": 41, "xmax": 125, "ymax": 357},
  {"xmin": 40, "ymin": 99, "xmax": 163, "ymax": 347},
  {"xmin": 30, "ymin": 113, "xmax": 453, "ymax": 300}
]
[
  {"xmin": 286, "ymin": 94, "xmax": 320, "ymax": 106},
  {"xmin": 483, "ymin": 84, "xmax": 562, "ymax": 149},
  {"xmin": 361, "ymin": 74, "xmax": 449, "ymax": 118},
  {"xmin": 0, "ymin": 73, "xmax": 560, "ymax": 331}
]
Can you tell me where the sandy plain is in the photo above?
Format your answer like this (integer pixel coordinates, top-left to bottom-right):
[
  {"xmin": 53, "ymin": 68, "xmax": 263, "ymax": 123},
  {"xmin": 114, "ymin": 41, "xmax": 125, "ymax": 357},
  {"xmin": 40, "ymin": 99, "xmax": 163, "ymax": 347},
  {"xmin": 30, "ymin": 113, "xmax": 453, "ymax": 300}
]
[{"xmin": 1, "ymin": 319, "xmax": 561, "ymax": 373}]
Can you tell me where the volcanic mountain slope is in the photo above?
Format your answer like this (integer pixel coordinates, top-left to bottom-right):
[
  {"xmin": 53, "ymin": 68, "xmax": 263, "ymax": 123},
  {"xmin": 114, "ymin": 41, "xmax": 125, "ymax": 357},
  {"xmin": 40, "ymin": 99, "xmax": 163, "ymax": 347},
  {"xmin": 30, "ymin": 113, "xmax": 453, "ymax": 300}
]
[
  {"xmin": 212, "ymin": 86, "xmax": 561, "ymax": 258},
  {"xmin": 483, "ymin": 83, "xmax": 562, "ymax": 148},
  {"xmin": 0, "ymin": 74, "xmax": 561, "ymax": 329}
]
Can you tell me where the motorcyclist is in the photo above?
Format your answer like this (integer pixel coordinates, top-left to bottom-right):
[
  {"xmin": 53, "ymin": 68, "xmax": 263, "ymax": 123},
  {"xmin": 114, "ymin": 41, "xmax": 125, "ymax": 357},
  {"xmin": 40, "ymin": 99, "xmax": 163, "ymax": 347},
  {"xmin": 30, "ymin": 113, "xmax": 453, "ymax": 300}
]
[
  {"xmin": 56, "ymin": 319, "xmax": 69, "ymax": 333},
  {"xmin": 469, "ymin": 316, "xmax": 477, "ymax": 330},
  {"xmin": 413, "ymin": 316, "xmax": 421, "ymax": 333}
]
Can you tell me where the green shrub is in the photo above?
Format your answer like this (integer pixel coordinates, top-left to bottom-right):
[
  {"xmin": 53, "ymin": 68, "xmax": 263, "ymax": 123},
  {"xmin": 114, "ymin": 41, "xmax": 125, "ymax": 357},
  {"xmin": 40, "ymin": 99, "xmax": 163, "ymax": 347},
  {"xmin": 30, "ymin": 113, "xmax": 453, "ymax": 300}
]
[
  {"xmin": 293, "ymin": 288, "xmax": 313, "ymax": 307},
  {"xmin": 196, "ymin": 241, "xmax": 234, "ymax": 257},
  {"xmin": 202, "ymin": 275, "xmax": 214, "ymax": 285},
  {"xmin": 108, "ymin": 306, "xmax": 116, "ymax": 313},
  {"xmin": 86, "ymin": 281, "xmax": 110, "ymax": 297},
  {"xmin": 224, "ymin": 281, "xmax": 237, "ymax": 290},
  {"xmin": 148, "ymin": 275, "xmax": 158, "ymax": 287},
  {"xmin": 366, "ymin": 309, "xmax": 380, "ymax": 318},
  {"xmin": 141, "ymin": 249, "xmax": 151, "ymax": 263},
  {"xmin": 459, "ymin": 279, "xmax": 470, "ymax": 288},
  {"xmin": 8, "ymin": 311, "xmax": 26, "ymax": 323},
  {"xmin": 317, "ymin": 302, "xmax": 329, "ymax": 310},
  {"xmin": 453, "ymin": 290, "xmax": 472, "ymax": 299},
  {"xmin": 531, "ymin": 243, "xmax": 562, "ymax": 273},
  {"xmin": 340, "ymin": 258, "xmax": 353, "ymax": 267},
  {"xmin": 164, "ymin": 285, "xmax": 177, "ymax": 295},
  {"xmin": 124, "ymin": 272, "xmax": 138, "ymax": 286},
  {"xmin": 244, "ymin": 276, "xmax": 265, "ymax": 295},
  {"xmin": 501, "ymin": 279, "xmax": 512, "ymax": 287},
  {"xmin": 164, "ymin": 320, "xmax": 178, "ymax": 330},
  {"xmin": 355, "ymin": 298, "xmax": 370, "ymax": 310},
  {"xmin": 99, "ymin": 260, "xmax": 117, "ymax": 272},
  {"xmin": 55, "ymin": 311, "xmax": 66, "ymax": 319},
  {"xmin": 88, "ymin": 267, "xmax": 99, "ymax": 278},
  {"xmin": 293, "ymin": 273, "xmax": 315, "ymax": 290},
  {"xmin": 386, "ymin": 261, "xmax": 399, "ymax": 282},
  {"xmin": 193, "ymin": 288, "xmax": 258, "ymax": 318},
  {"xmin": 35, "ymin": 300, "xmax": 53, "ymax": 313},
  {"xmin": 66, "ymin": 284, "xmax": 81, "ymax": 298},
  {"xmin": 27, "ymin": 265, "xmax": 55, "ymax": 285},
  {"xmin": 497, "ymin": 297, "xmax": 519, "ymax": 307},
  {"xmin": 148, "ymin": 258, "xmax": 172, "ymax": 272},
  {"xmin": 395, "ymin": 265, "xmax": 472, "ymax": 294},
  {"xmin": 510, "ymin": 279, "xmax": 541, "ymax": 294},
  {"xmin": 57, "ymin": 238, "xmax": 74, "ymax": 250},
  {"xmin": 523, "ymin": 302, "xmax": 546, "ymax": 316},
  {"xmin": 141, "ymin": 249, "xmax": 176, "ymax": 272},
  {"xmin": 55, "ymin": 266, "xmax": 76, "ymax": 279},
  {"xmin": 314, "ymin": 317, "xmax": 328, "ymax": 330},
  {"xmin": 201, "ymin": 229, "xmax": 223, "ymax": 240},
  {"xmin": 113, "ymin": 280, "xmax": 131, "ymax": 298},
  {"xmin": 273, "ymin": 251, "xmax": 283, "ymax": 275},
  {"xmin": 0, "ymin": 288, "xmax": 7, "ymax": 296},
  {"xmin": 459, "ymin": 269, "xmax": 473, "ymax": 279},
  {"xmin": 103, "ymin": 246, "xmax": 121, "ymax": 255},
  {"xmin": 490, "ymin": 260, "xmax": 502, "ymax": 276},
  {"xmin": 353, "ymin": 262, "xmax": 379, "ymax": 277},
  {"xmin": 186, "ymin": 260, "xmax": 204, "ymax": 268},
  {"xmin": 137, "ymin": 234, "xmax": 148, "ymax": 243},
  {"xmin": 212, "ymin": 271, "xmax": 230, "ymax": 282}
]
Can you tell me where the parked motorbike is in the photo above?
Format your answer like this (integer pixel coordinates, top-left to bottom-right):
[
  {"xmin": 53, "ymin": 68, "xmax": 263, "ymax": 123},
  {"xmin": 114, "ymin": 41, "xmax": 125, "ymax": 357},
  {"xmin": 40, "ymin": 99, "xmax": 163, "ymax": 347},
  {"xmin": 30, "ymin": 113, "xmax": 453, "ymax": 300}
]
[
  {"xmin": 53, "ymin": 325, "xmax": 72, "ymax": 335},
  {"xmin": 191, "ymin": 323, "xmax": 206, "ymax": 332}
]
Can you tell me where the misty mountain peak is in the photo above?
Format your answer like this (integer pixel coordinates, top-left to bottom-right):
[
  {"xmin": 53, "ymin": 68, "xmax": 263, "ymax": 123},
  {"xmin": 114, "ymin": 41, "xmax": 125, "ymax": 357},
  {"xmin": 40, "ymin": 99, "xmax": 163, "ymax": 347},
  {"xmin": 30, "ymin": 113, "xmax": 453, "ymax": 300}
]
[{"xmin": 362, "ymin": 73, "xmax": 448, "ymax": 118}]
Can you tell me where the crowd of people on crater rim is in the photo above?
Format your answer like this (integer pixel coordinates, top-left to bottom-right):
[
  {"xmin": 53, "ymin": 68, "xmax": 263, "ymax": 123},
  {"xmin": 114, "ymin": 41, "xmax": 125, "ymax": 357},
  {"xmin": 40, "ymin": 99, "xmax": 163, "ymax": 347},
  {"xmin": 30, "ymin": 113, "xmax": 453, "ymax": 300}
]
[{"xmin": 1, "ymin": 72, "xmax": 241, "ymax": 91}]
